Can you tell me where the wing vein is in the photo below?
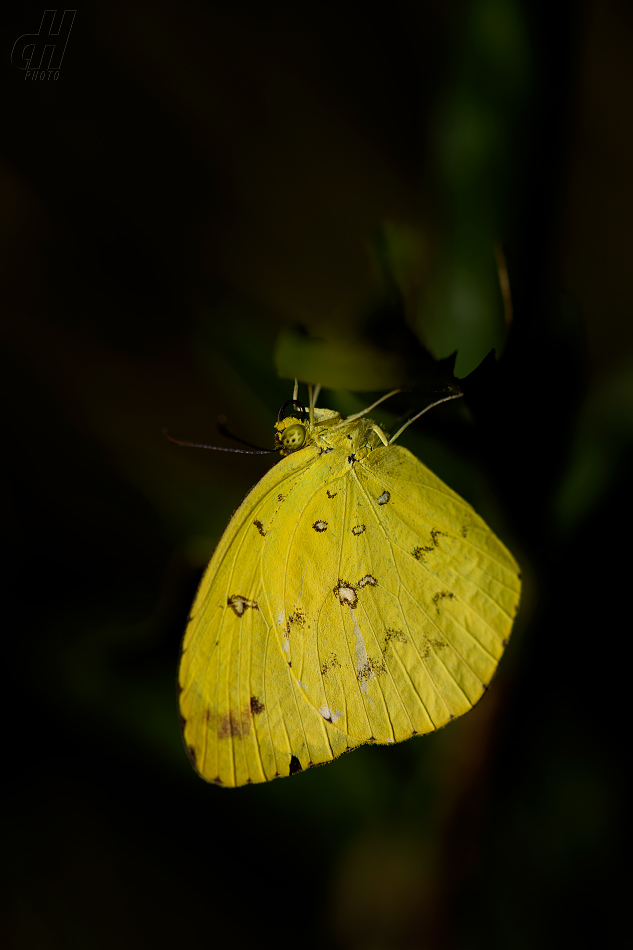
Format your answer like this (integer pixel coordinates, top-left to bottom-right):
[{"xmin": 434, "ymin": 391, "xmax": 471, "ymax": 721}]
[
  {"xmin": 352, "ymin": 467, "xmax": 452, "ymax": 726},
  {"xmin": 350, "ymin": 513, "xmax": 414, "ymax": 738},
  {"xmin": 359, "ymin": 461, "xmax": 519, "ymax": 583}
]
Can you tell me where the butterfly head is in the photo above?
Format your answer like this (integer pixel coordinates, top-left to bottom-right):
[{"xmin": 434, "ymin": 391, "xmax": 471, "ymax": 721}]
[
  {"xmin": 275, "ymin": 418, "xmax": 308, "ymax": 454},
  {"xmin": 274, "ymin": 402, "xmax": 343, "ymax": 456}
]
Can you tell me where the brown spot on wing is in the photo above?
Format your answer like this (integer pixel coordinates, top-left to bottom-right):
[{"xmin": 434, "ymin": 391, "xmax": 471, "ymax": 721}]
[
  {"xmin": 227, "ymin": 594, "xmax": 258, "ymax": 617},
  {"xmin": 217, "ymin": 706, "xmax": 252, "ymax": 739},
  {"xmin": 333, "ymin": 580, "xmax": 358, "ymax": 608},
  {"xmin": 357, "ymin": 657, "xmax": 386, "ymax": 681},
  {"xmin": 286, "ymin": 608, "xmax": 307, "ymax": 638},
  {"xmin": 250, "ymin": 696, "xmax": 265, "ymax": 715},
  {"xmin": 326, "ymin": 489, "xmax": 338, "ymax": 499},
  {"xmin": 383, "ymin": 627, "xmax": 407, "ymax": 652},
  {"xmin": 333, "ymin": 574, "xmax": 378, "ymax": 607},
  {"xmin": 312, "ymin": 520, "xmax": 328, "ymax": 532},
  {"xmin": 357, "ymin": 574, "xmax": 377, "ymax": 588},
  {"xmin": 320, "ymin": 653, "xmax": 341, "ymax": 676},
  {"xmin": 432, "ymin": 591, "xmax": 455, "ymax": 613},
  {"xmin": 253, "ymin": 519, "xmax": 267, "ymax": 537},
  {"xmin": 182, "ymin": 737, "xmax": 198, "ymax": 771},
  {"xmin": 412, "ymin": 528, "xmax": 446, "ymax": 562},
  {"xmin": 422, "ymin": 635, "xmax": 448, "ymax": 660},
  {"xmin": 352, "ymin": 524, "xmax": 366, "ymax": 535}
]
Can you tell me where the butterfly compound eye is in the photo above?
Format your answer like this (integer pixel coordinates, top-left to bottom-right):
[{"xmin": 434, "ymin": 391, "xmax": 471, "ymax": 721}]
[{"xmin": 281, "ymin": 424, "xmax": 306, "ymax": 450}]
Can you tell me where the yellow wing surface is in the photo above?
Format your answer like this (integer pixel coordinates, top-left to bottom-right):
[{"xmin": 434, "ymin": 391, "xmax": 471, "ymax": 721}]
[{"xmin": 179, "ymin": 409, "xmax": 521, "ymax": 787}]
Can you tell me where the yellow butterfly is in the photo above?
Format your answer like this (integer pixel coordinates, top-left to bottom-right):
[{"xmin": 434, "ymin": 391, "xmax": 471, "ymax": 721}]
[{"xmin": 178, "ymin": 386, "xmax": 521, "ymax": 786}]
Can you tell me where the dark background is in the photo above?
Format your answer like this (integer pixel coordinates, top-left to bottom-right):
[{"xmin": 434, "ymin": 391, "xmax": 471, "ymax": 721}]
[{"xmin": 2, "ymin": 1, "xmax": 632, "ymax": 948}]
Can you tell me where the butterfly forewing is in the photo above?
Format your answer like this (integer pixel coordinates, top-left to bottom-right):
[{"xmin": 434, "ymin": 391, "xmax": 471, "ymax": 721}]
[{"xmin": 180, "ymin": 447, "xmax": 364, "ymax": 785}]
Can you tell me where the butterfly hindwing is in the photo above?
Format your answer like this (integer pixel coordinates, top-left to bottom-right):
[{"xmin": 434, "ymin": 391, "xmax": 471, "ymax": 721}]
[
  {"xmin": 265, "ymin": 443, "xmax": 519, "ymax": 751},
  {"xmin": 353, "ymin": 445, "xmax": 518, "ymax": 724}
]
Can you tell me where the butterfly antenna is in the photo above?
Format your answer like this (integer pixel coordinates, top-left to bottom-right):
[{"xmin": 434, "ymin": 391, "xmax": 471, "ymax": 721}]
[
  {"xmin": 292, "ymin": 378, "xmax": 299, "ymax": 401},
  {"xmin": 163, "ymin": 429, "xmax": 275, "ymax": 455},
  {"xmin": 216, "ymin": 415, "xmax": 272, "ymax": 451},
  {"xmin": 277, "ymin": 399, "xmax": 308, "ymax": 423},
  {"xmin": 388, "ymin": 392, "xmax": 463, "ymax": 444},
  {"xmin": 329, "ymin": 388, "xmax": 404, "ymax": 432}
]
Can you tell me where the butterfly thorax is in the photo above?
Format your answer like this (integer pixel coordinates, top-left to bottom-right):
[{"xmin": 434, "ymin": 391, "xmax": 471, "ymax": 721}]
[{"xmin": 275, "ymin": 410, "xmax": 388, "ymax": 462}]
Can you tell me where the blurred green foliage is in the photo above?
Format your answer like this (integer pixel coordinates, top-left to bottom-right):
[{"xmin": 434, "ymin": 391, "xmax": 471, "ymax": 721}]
[{"xmin": 2, "ymin": 0, "xmax": 632, "ymax": 948}]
